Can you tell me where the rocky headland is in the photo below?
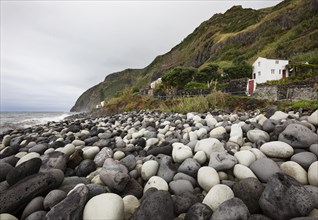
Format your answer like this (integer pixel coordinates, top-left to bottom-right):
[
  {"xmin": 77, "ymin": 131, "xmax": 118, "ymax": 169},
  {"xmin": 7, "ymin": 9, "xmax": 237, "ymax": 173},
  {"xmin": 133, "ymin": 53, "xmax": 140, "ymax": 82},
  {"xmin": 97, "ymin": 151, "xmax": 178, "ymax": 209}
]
[{"xmin": 0, "ymin": 109, "xmax": 318, "ymax": 220}]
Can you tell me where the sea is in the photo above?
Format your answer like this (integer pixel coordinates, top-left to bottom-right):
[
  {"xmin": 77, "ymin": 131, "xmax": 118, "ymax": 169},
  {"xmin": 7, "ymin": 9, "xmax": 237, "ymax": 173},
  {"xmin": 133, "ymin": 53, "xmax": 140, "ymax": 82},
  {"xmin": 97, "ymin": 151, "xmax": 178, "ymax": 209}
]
[{"xmin": 0, "ymin": 112, "xmax": 75, "ymax": 134}]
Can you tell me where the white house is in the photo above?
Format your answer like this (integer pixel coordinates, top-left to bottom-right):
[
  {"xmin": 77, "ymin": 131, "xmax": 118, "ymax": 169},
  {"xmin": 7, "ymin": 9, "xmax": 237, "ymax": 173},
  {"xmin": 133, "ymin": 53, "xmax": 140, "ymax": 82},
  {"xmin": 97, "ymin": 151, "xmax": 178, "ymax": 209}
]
[
  {"xmin": 247, "ymin": 57, "xmax": 289, "ymax": 94},
  {"xmin": 150, "ymin": 78, "xmax": 162, "ymax": 89}
]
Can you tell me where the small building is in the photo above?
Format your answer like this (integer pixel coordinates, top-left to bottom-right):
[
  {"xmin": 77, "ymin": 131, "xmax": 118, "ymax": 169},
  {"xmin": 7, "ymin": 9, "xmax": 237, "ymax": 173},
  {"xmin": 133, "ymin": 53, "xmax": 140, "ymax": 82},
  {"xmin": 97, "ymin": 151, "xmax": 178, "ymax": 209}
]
[
  {"xmin": 100, "ymin": 101, "xmax": 105, "ymax": 107},
  {"xmin": 248, "ymin": 57, "xmax": 289, "ymax": 94},
  {"xmin": 150, "ymin": 78, "xmax": 162, "ymax": 89}
]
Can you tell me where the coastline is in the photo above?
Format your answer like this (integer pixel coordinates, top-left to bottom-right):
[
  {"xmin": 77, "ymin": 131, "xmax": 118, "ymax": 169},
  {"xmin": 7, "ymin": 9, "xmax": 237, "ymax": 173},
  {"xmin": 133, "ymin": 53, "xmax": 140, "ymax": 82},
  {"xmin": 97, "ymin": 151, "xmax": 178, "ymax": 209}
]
[{"xmin": 0, "ymin": 109, "xmax": 317, "ymax": 219}]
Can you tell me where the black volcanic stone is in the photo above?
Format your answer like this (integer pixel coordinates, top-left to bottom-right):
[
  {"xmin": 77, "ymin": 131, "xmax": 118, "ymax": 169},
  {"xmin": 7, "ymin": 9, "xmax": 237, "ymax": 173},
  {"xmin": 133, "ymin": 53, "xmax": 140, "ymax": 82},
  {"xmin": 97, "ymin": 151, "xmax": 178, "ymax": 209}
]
[
  {"xmin": 211, "ymin": 198, "xmax": 250, "ymax": 220},
  {"xmin": 233, "ymin": 177, "xmax": 264, "ymax": 214},
  {"xmin": 132, "ymin": 190, "xmax": 175, "ymax": 220},
  {"xmin": 0, "ymin": 162, "xmax": 13, "ymax": 182},
  {"xmin": 67, "ymin": 149, "xmax": 84, "ymax": 169},
  {"xmin": 120, "ymin": 178, "xmax": 144, "ymax": 199},
  {"xmin": 6, "ymin": 157, "xmax": 42, "ymax": 186},
  {"xmin": 185, "ymin": 202, "xmax": 212, "ymax": 220},
  {"xmin": 259, "ymin": 173, "xmax": 315, "ymax": 220},
  {"xmin": 75, "ymin": 159, "xmax": 96, "ymax": 177},
  {"xmin": 147, "ymin": 145, "xmax": 172, "ymax": 156},
  {"xmin": 40, "ymin": 151, "xmax": 68, "ymax": 172},
  {"xmin": 0, "ymin": 169, "xmax": 64, "ymax": 214},
  {"xmin": 45, "ymin": 184, "xmax": 88, "ymax": 220},
  {"xmin": 172, "ymin": 192, "xmax": 203, "ymax": 215}
]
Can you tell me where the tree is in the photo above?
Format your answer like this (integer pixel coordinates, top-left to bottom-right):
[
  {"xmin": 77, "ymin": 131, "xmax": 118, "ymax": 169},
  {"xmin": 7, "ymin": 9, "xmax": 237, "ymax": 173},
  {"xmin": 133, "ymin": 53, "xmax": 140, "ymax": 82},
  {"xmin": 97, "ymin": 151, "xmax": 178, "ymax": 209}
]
[
  {"xmin": 222, "ymin": 62, "xmax": 253, "ymax": 79},
  {"xmin": 162, "ymin": 67, "xmax": 197, "ymax": 89},
  {"xmin": 196, "ymin": 64, "xmax": 219, "ymax": 83}
]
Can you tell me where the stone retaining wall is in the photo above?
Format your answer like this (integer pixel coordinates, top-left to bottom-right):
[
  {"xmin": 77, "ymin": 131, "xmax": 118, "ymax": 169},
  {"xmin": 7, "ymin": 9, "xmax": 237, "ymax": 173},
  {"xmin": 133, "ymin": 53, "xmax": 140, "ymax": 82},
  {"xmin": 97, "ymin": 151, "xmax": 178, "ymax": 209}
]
[{"xmin": 253, "ymin": 84, "xmax": 317, "ymax": 101}]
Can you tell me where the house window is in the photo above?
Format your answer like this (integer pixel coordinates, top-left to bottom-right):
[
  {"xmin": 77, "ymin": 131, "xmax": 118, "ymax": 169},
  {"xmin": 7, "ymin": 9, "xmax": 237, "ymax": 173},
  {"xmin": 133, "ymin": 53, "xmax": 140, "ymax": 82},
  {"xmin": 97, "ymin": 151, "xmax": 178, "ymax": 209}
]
[
  {"xmin": 258, "ymin": 71, "xmax": 261, "ymax": 76},
  {"xmin": 276, "ymin": 60, "xmax": 279, "ymax": 64},
  {"xmin": 279, "ymin": 69, "xmax": 281, "ymax": 74},
  {"xmin": 271, "ymin": 69, "xmax": 275, "ymax": 74},
  {"xmin": 258, "ymin": 62, "xmax": 261, "ymax": 67}
]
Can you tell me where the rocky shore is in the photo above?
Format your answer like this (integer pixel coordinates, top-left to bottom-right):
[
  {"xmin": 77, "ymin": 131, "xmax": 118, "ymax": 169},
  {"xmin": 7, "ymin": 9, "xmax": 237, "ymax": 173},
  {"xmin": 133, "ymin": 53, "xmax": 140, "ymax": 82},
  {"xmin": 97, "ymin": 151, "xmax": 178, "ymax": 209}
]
[{"xmin": 0, "ymin": 109, "xmax": 317, "ymax": 220}]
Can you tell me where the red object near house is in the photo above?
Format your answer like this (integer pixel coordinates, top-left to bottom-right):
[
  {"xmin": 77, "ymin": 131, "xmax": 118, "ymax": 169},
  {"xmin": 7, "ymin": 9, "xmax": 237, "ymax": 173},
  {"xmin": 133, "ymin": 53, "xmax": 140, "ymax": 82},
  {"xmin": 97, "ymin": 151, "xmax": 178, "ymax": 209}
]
[
  {"xmin": 248, "ymin": 79, "xmax": 254, "ymax": 94},
  {"xmin": 282, "ymin": 70, "xmax": 286, "ymax": 79}
]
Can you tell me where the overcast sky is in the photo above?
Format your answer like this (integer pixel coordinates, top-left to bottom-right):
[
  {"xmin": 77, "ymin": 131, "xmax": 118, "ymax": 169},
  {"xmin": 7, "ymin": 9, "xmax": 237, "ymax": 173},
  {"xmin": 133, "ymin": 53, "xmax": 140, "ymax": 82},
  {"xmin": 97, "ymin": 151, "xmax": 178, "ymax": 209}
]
[{"xmin": 1, "ymin": 0, "xmax": 282, "ymax": 112}]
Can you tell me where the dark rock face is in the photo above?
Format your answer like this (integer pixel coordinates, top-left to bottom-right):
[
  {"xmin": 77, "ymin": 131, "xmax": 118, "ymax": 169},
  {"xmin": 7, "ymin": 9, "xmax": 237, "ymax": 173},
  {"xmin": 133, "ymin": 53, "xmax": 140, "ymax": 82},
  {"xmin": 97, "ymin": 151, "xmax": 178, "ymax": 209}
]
[
  {"xmin": 45, "ymin": 184, "xmax": 89, "ymax": 220},
  {"xmin": 211, "ymin": 197, "xmax": 250, "ymax": 220},
  {"xmin": 132, "ymin": 190, "xmax": 175, "ymax": 220},
  {"xmin": 40, "ymin": 151, "xmax": 68, "ymax": 172},
  {"xmin": 75, "ymin": 159, "xmax": 96, "ymax": 177},
  {"xmin": 6, "ymin": 158, "xmax": 42, "ymax": 186},
  {"xmin": 259, "ymin": 173, "xmax": 315, "ymax": 220},
  {"xmin": 184, "ymin": 202, "xmax": 212, "ymax": 220},
  {"xmin": 0, "ymin": 169, "xmax": 64, "ymax": 214},
  {"xmin": 233, "ymin": 178, "xmax": 264, "ymax": 214},
  {"xmin": 278, "ymin": 124, "xmax": 318, "ymax": 148}
]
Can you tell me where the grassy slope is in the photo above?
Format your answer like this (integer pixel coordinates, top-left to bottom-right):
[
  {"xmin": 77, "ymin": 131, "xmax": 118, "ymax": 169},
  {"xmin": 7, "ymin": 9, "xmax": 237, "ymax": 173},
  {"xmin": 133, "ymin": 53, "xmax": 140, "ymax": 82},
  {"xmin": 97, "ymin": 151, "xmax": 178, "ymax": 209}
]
[{"xmin": 71, "ymin": 0, "xmax": 317, "ymax": 112}]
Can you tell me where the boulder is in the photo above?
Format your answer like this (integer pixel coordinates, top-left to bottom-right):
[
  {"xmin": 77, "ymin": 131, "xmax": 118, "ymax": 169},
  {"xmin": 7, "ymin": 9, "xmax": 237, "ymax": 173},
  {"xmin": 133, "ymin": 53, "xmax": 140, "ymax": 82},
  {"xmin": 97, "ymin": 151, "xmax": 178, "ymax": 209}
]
[
  {"xmin": 197, "ymin": 166, "xmax": 220, "ymax": 192},
  {"xmin": 211, "ymin": 197, "xmax": 250, "ymax": 220},
  {"xmin": 250, "ymin": 158, "xmax": 281, "ymax": 183},
  {"xmin": 0, "ymin": 169, "xmax": 64, "ymax": 214},
  {"xmin": 208, "ymin": 152, "xmax": 237, "ymax": 171},
  {"xmin": 259, "ymin": 173, "xmax": 315, "ymax": 220},
  {"xmin": 132, "ymin": 190, "xmax": 175, "ymax": 220},
  {"xmin": 184, "ymin": 203, "xmax": 212, "ymax": 220},
  {"xmin": 260, "ymin": 141, "xmax": 294, "ymax": 158},
  {"xmin": 278, "ymin": 124, "xmax": 318, "ymax": 148}
]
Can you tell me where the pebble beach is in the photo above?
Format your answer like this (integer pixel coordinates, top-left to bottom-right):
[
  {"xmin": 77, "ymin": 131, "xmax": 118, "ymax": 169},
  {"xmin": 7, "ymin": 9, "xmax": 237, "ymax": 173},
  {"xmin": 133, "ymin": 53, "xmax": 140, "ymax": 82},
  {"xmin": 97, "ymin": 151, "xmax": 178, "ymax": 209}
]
[{"xmin": 0, "ymin": 109, "xmax": 318, "ymax": 220}]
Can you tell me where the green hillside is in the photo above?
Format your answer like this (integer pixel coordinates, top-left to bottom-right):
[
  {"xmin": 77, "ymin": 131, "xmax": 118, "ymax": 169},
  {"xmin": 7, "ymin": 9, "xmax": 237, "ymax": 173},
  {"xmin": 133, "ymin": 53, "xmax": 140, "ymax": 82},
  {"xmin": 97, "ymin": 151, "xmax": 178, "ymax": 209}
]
[{"xmin": 71, "ymin": 0, "xmax": 318, "ymax": 112}]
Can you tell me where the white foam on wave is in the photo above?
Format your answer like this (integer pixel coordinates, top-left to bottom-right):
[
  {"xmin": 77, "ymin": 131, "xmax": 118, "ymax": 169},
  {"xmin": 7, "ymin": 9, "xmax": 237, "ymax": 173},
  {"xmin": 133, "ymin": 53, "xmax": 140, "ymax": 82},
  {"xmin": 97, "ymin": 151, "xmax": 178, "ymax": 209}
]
[{"xmin": 15, "ymin": 113, "xmax": 71, "ymax": 128}]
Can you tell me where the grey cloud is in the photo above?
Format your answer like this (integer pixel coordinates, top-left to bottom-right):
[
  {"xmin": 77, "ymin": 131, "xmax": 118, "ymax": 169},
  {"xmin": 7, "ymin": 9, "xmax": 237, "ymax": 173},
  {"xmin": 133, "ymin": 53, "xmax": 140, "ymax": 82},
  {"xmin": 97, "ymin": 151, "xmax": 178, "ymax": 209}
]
[{"xmin": 1, "ymin": 1, "xmax": 281, "ymax": 112}]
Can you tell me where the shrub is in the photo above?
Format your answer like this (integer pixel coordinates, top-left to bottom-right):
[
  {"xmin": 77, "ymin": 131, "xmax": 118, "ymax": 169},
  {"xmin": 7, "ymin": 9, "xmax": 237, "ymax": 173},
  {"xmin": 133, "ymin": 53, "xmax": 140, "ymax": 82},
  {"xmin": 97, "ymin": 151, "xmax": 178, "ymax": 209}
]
[
  {"xmin": 222, "ymin": 62, "xmax": 253, "ymax": 79},
  {"xmin": 162, "ymin": 67, "xmax": 197, "ymax": 89},
  {"xmin": 184, "ymin": 82, "xmax": 208, "ymax": 90},
  {"xmin": 196, "ymin": 64, "xmax": 219, "ymax": 82}
]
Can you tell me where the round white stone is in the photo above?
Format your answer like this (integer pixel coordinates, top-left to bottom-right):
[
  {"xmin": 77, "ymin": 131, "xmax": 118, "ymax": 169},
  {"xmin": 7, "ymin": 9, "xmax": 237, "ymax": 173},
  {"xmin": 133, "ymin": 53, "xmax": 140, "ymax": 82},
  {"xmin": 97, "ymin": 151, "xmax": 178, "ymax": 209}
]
[
  {"xmin": 113, "ymin": 151, "xmax": 125, "ymax": 160},
  {"xmin": 308, "ymin": 110, "xmax": 318, "ymax": 126},
  {"xmin": 194, "ymin": 138, "xmax": 225, "ymax": 158},
  {"xmin": 0, "ymin": 214, "xmax": 18, "ymax": 220},
  {"xmin": 83, "ymin": 146, "xmax": 100, "ymax": 159},
  {"xmin": 61, "ymin": 144, "xmax": 76, "ymax": 156},
  {"xmin": 202, "ymin": 184, "xmax": 234, "ymax": 211},
  {"xmin": 197, "ymin": 166, "xmax": 220, "ymax": 192},
  {"xmin": 260, "ymin": 141, "xmax": 294, "ymax": 158},
  {"xmin": 247, "ymin": 129, "xmax": 270, "ymax": 143},
  {"xmin": 193, "ymin": 151, "xmax": 207, "ymax": 165},
  {"xmin": 16, "ymin": 152, "xmax": 40, "ymax": 167},
  {"xmin": 15, "ymin": 152, "xmax": 27, "ymax": 158},
  {"xmin": 141, "ymin": 160, "xmax": 159, "ymax": 181},
  {"xmin": 206, "ymin": 115, "xmax": 218, "ymax": 127},
  {"xmin": 233, "ymin": 164, "xmax": 258, "ymax": 180},
  {"xmin": 308, "ymin": 161, "xmax": 318, "ymax": 186},
  {"xmin": 229, "ymin": 124, "xmax": 243, "ymax": 146},
  {"xmin": 72, "ymin": 139, "xmax": 85, "ymax": 146},
  {"xmin": 172, "ymin": 143, "xmax": 193, "ymax": 163},
  {"xmin": 249, "ymin": 148, "xmax": 266, "ymax": 160},
  {"xmin": 83, "ymin": 193, "xmax": 124, "ymax": 220},
  {"xmin": 234, "ymin": 150, "xmax": 256, "ymax": 167},
  {"xmin": 123, "ymin": 195, "xmax": 140, "ymax": 220},
  {"xmin": 270, "ymin": 111, "xmax": 289, "ymax": 121},
  {"xmin": 209, "ymin": 126, "xmax": 226, "ymax": 139},
  {"xmin": 280, "ymin": 161, "xmax": 308, "ymax": 185},
  {"xmin": 144, "ymin": 176, "xmax": 168, "ymax": 193}
]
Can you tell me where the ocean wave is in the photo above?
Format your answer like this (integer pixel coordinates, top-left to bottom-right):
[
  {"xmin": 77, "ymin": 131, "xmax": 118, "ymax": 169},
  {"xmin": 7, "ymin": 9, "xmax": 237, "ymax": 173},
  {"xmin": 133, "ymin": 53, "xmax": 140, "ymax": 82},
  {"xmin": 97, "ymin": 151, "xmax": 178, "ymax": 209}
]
[{"xmin": 0, "ymin": 112, "xmax": 72, "ymax": 133}]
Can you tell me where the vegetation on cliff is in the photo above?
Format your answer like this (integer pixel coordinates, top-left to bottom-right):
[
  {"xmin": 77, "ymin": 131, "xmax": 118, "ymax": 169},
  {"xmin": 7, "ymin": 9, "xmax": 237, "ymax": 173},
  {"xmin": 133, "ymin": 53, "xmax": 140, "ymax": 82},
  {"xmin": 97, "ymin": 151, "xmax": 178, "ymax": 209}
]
[{"xmin": 71, "ymin": 0, "xmax": 318, "ymax": 112}]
